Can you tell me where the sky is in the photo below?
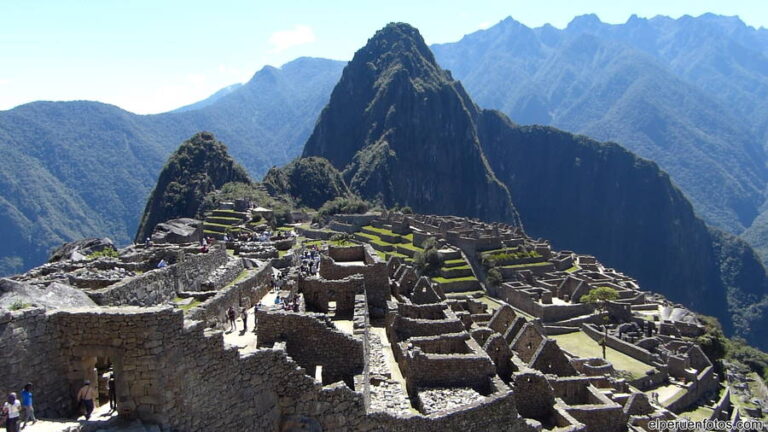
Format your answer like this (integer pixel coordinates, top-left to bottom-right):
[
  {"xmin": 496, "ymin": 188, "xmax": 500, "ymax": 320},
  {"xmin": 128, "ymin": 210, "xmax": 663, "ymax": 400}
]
[{"xmin": 1, "ymin": 0, "xmax": 766, "ymax": 114}]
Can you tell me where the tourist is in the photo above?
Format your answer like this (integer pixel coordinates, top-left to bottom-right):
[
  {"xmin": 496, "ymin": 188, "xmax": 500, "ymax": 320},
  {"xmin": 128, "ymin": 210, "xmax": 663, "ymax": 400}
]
[
  {"xmin": 223, "ymin": 233, "xmax": 229, "ymax": 242},
  {"xmin": 108, "ymin": 374, "xmax": 117, "ymax": 410},
  {"xmin": 201, "ymin": 237, "xmax": 207, "ymax": 247},
  {"xmin": 241, "ymin": 306, "xmax": 248, "ymax": 332},
  {"xmin": 145, "ymin": 237, "xmax": 152, "ymax": 248},
  {"xmin": 226, "ymin": 306, "xmax": 237, "ymax": 331},
  {"xmin": 20, "ymin": 383, "xmax": 35, "ymax": 427},
  {"xmin": 252, "ymin": 303, "xmax": 259, "ymax": 332},
  {"xmin": 77, "ymin": 381, "xmax": 96, "ymax": 420},
  {"xmin": 157, "ymin": 258, "xmax": 168, "ymax": 268},
  {"xmin": 2, "ymin": 393, "xmax": 21, "ymax": 432}
]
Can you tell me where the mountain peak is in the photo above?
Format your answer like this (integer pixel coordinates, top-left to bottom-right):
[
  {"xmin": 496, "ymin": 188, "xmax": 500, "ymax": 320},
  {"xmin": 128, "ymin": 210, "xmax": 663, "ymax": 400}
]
[{"xmin": 567, "ymin": 13, "xmax": 604, "ymax": 33}]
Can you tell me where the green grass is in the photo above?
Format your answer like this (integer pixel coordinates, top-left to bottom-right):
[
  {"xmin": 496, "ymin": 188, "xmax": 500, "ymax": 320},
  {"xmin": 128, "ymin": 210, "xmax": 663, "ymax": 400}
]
[
  {"xmin": 398, "ymin": 243, "xmax": 424, "ymax": 252},
  {"xmin": 403, "ymin": 233, "xmax": 414, "ymax": 241},
  {"xmin": 501, "ymin": 262, "xmax": 552, "ymax": 269},
  {"xmin": 224, "ymin": 269, "xmax": 250, "ymax": 288},
  {"xmin": 278, "ymin": 250, "xmax": 290, "ymax": 257},
  {"xmin": 565, "ymin": 265, "xmax": 580, "ymax": 273},
  {"xmin": 678, "ymin": 405, "xmax": 714, "ymax": 422},
  {"xmin": 443, "ymin": 264, "xmax": 471, "ymax": 271},
  {"xmin": 277, "ymin": 226, "xmax": 294, "ymax": 232},
  {"xmin": 551, "ymin": 331, "xmax": 655, "ymax": 380},
  {"xmin": 362, "ymin": 225, "xmax": 397, "ymax": 236},
  {"xmin": 432, "ymin": 275, "xmax": 478, "ymax": 284},
  {"xmin": 173, "ymin": 297, "xmax": 202, "ymax": 312},
  {"xmin": 444, "ymin": 258, "xmax": 465, "ymax": 265}
]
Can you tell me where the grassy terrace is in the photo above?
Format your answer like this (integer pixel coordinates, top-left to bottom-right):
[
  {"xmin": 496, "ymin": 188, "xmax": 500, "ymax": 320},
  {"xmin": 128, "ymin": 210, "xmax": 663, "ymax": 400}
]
[
  {"xmin": 173, "ymin": 297, "xmax": 201, "ymax": 312},
  {"xmin": 501, "ymin": 261, "xmax": 552, "ymax": 269},
  {"xmin": 565, "ymin": 265, "xmax": 581, "ymax": 273},
  {"xmin": 551, "ymin": 331, "xmax": 655, "ymax": 380},
  {"xmin": 432, "ymin": 275, "xmax": 478, "ymax": 284}
]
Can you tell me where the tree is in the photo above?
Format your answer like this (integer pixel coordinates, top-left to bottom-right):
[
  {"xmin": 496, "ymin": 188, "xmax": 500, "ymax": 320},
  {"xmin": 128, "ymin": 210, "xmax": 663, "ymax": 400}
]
[
  {"xmin": 486, "ymin": 268, "xmax": 503, "ymax": 288},
  {"xmin": 582, "ymin": 286, "xmax": 619, "ymax": 359},
  {"xmin": 330, "ymin": 232, "xmax": 354, "ymax": 246},
  {"xmin": 414, "ymin": 237, "xmax": 440, "ymax": 276}
]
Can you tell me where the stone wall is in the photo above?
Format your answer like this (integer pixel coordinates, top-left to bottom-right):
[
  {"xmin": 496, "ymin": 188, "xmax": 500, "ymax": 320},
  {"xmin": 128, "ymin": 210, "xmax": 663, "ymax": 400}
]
[
  {"xmin": 300, "ymin": 275, "xmax": 364, "ymax": 315},
  {"xmin": 319, "ymin": 253, "xmax": 390, "ymax": 318},
  {"xmin": 256, "ymin": 311, "xmax": 364, "ymax": 385},
  {"xmin": 187, "ymin": 262, "xmax": 273, "ymax": 325},
  {"xmin": 88, "ymin": 247, "xmax": 228, "ymax": 306},
  {"xmin": 0, "ymin": 308, "xmax": 70, "ymax": 417},
  {"xmin": 581, "ymin": 323, "xmax": 656, "ymax": 364}
]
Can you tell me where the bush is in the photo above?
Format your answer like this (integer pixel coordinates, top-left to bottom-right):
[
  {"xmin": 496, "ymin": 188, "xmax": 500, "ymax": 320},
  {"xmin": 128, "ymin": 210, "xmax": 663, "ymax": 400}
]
[
  {"xmin": 9, "ymin": 300, "xmax": 31, "ymax": 311},
  {"xmin": 319, "ymin": 197, "xmax": 372, "ymax": 217},
  {"xmin": 486, "ymin": 268, "xmax": 503, "ymax": 288},
  {"xmin": 86, "ymin": 248, "xmax": 119, "ymax": 260},
  {"xmin": 414, "ymin": 237, "xmax": 440, "ymax": 276}
]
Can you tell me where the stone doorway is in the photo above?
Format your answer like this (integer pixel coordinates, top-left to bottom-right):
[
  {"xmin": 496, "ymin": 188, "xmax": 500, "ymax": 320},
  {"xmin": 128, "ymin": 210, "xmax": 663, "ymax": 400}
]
[{"xmin": 66, "ymin": 345, "xmax": 130, "ymax": 418}]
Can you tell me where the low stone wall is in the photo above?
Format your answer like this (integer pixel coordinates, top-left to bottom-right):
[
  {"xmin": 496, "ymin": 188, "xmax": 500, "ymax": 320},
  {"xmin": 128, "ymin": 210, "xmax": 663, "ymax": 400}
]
[
  {"xmin": 256, "ymin": 311, "xmax": 364, "ymax": 385},
  {"xmin": 329, "ymin": 245, "xmax": 366, "ymax": 262},
  {"xmin": 88, "ymin": 247, "xmax": 228, "ymax": 306},
  {"xmin": 404, "ymin": 349, "xmax": 496, "ymax": 391},
  {"xmin": 300, "ymin": 275, "xmax": 364, "ymax": 315},
  {"xmin": 319, "ymin": 254, "xmax": 389, "ymax": 318},
  {"xmin": 666, "ymin": 366, "xmax": 719, "ymax": 413},
  {"xmin": 187, "ymin": 262, "xmax": 273, "ymax": 325},
  {"xmin": 582, "ymin": 323, "xmax": 656, "ymax": 364}
]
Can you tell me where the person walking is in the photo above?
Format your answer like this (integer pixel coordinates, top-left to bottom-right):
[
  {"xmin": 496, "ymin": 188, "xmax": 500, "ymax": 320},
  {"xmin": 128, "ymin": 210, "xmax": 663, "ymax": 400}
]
[
  {"xmin": 20, "ymin": 383, "xmax": 36, "ymax": 427},
  {"xmin": 241, "ymin": 306, "xmax": 248, "ymax": 332},
  {"xmin": 2, "ymin": 393, "xmax": 21, "ymax": 432},
  {"xmin": 77, "ymin": 380, "xmax": 96, "ymax": 420},
  {"xmin": 227, "ymin": 306, "xmax": 237, "ymax": 332},
  {"xmin": 108, "ymin": 374, "xmax": 117, "ymax": 411}
]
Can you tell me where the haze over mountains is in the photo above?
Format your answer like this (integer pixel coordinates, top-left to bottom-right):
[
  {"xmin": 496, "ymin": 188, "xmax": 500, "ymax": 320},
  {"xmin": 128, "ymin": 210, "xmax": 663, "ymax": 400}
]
[{"xmin": 0, "ymin": 57, "xmax": 343, "ymax": 274}]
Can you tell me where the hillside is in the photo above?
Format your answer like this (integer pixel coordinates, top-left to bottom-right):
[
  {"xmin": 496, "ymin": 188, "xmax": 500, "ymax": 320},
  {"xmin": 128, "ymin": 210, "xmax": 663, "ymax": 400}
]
[
  {"xmin": 0, "ymin": 57, "xmax": 344, "ymax": 275},
  {"xmin": 432, "ymin": 15, "xmax": 768, "ymax": 236},
  {"xmin": 135, "ymin": 132, "xmax": 250, "ymax": 241},
  {"xmin": 302, "ymin": 24, "xmax": 520, "ymax": 224},
  {"xmin": 293, "ymin": 22, "xmax": 768, "ymax": 349}
]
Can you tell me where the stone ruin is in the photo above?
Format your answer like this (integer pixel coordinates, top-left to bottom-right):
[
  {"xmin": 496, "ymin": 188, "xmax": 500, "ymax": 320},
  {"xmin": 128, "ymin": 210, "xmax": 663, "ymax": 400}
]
[{"xmin": 0, "ymin": 209, "xmax": 734, "ymax": 431}]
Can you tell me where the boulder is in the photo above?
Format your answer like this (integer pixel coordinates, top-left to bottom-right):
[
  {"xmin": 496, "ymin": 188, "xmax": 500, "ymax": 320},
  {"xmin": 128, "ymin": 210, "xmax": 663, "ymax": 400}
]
[
  {"xmin": 151, "ymin": 218, "xmax": 203, "ymax": 244},
  {"xmin": 0, "ymin": 279, "xmax": 97, "ymax": 310},
  {"xmin": 48, "ymin": 238, "xmax": 115, "ymax": 263}
]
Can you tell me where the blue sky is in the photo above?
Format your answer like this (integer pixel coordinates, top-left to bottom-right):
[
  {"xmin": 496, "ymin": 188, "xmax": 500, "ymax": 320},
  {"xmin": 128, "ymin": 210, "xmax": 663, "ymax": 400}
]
[{"xmin": 1, "ymin": 0, "xmax": 766, "ymax": 114}]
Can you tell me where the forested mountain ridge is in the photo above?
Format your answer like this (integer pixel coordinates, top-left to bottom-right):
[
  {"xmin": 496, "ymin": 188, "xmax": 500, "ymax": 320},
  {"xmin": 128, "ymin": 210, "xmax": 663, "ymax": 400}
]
[
  {"xmin": 0, "ymin": 57, "xmax": 344, "ymax": 275},
  {"xmin": 432, "ymin": 14, "xmax": 768, "ymax": 236},
  {"xmin": 293, "ymin": 22, "xmax": 768, "ymax": 349}
]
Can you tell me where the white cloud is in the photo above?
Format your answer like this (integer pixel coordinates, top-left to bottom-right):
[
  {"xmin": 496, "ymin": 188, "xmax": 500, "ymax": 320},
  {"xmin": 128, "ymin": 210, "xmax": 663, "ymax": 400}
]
[
  {"xmin": 0, "ymin": 79, "xmax": 9, "ymax": 86},
  {"xmin": 268, "ymin": 25, "xmax": 316, "ymax": 53}
]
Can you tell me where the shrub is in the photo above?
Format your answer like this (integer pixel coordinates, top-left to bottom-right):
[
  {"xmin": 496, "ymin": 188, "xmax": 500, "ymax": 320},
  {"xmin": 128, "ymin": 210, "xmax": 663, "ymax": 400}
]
[
  {"xmin": 486, "ymin": 268, "xmax": 503, "ymax": 288},
  {"xmin": 86, "ymin": 248, "xmax": 119, "ymax": 260}
]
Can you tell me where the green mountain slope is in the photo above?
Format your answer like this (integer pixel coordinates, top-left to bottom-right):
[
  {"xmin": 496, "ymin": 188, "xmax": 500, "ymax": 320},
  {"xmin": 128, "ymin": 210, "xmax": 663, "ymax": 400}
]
[
  {"xmin": 297, "ymin": 22, "xmax": 768, "ymax": 349},
  {"xmin": 0, "ymin": 57, "xmax": 344, "ymax": 274},
  {"xmin": 135, "ymin": 132, "xmax": 250, "ymax": 241},
  {"xmin": 432, "ymin": 16, "xmax": 768, "ymax": 235}
]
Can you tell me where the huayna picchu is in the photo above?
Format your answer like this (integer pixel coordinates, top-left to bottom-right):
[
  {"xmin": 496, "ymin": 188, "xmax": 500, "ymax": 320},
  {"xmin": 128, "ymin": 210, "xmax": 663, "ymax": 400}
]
[{"xmin": 1, "ymin": 20, "xmax": 768, "ymax": 432}]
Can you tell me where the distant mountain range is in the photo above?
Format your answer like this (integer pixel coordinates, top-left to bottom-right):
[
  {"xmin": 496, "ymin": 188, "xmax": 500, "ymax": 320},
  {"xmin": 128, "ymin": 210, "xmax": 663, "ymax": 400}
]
[
  {"xmin": 4, "ymin": 12, "xmax": 768, "ymax": 288},
  {"xmin": 0, "ymin": 57, "xmax": 343, "ymax": 274},
  {"xmin": 286, "ymin": 22, "xmax": 768, "ymax": 349}
]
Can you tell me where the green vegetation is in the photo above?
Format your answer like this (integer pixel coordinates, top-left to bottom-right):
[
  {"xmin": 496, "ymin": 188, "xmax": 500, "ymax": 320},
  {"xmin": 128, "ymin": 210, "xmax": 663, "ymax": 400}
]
[
  {"xmin": 173, "ymin": 297, "xmax": 202, "ymax": 312},
  {"xmin": 501, "ymin": 262, "xmax": 552, "ymax": 269},
  {"xmin": 552, "ymin": 331, "xmax": 654, "ymax": 379},
  {"xmin": 414, "ymin": 237, "xmax": 440, "ymax": 276},
  {"xmin": 86, "ymin": 249, "xmax": 119, "ymax": 260},
  {"xmin": 582, "ymin": 287, "xmax": 619, "ymax": 358},
  {"xmin": 330, "ymin": 232, "xmax": 354, "ymax": 246},
  {"xmin": 432, "ymin": 276, "xmax": 478, "ymax": 284},
  {"xmin": 486, "ymin": 268, "xmax": 503, "ymax": 288},
  {"xmin": 9, "ymin": 300, "xmax": 32, "ymax": 311},
  {"xmin": 135, "ymin": 132, "xmax": 251, "ymax": 242},
  {"xmin": 319, "ymin": 197, "xmax": 372, "ymax": 217},
  {"xmin": 263, "ymin": 156, "xmax": 353, "ymax": 209}
]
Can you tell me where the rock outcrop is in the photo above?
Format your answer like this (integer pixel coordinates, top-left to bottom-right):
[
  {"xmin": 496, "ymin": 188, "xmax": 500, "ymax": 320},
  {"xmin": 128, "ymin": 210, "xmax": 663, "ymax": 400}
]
[
  {"xmin": 48, "ymin": 237, "xmax": 115, "ymax": 263},
  {"xmin": 0, "ymin": 278, "xmax": 96, "ymax": 309},
  {"xmin": 302, "ymin": 23, "xmax": 520, "ymax": 225},
  {"xmin": 151, "ymin": 218, "xmax": 203, "ymax": 244}
]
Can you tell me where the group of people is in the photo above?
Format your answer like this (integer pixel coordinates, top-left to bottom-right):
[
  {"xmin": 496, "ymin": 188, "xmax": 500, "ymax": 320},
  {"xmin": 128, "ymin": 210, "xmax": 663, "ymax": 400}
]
[
  {"xmin": 2, "ymin": 384, "xmax": 35, "ymax": 432},
  {"xmin": 299, "ymin": 247, "xmax": 321, "ymax": 276},
  {"xmin": 226, "ymin": 303, "xmax": 263, "ymax": 333},
  {"xmin": 274, "ymin": 295, "xmax": 301, "ymax": 312}
]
